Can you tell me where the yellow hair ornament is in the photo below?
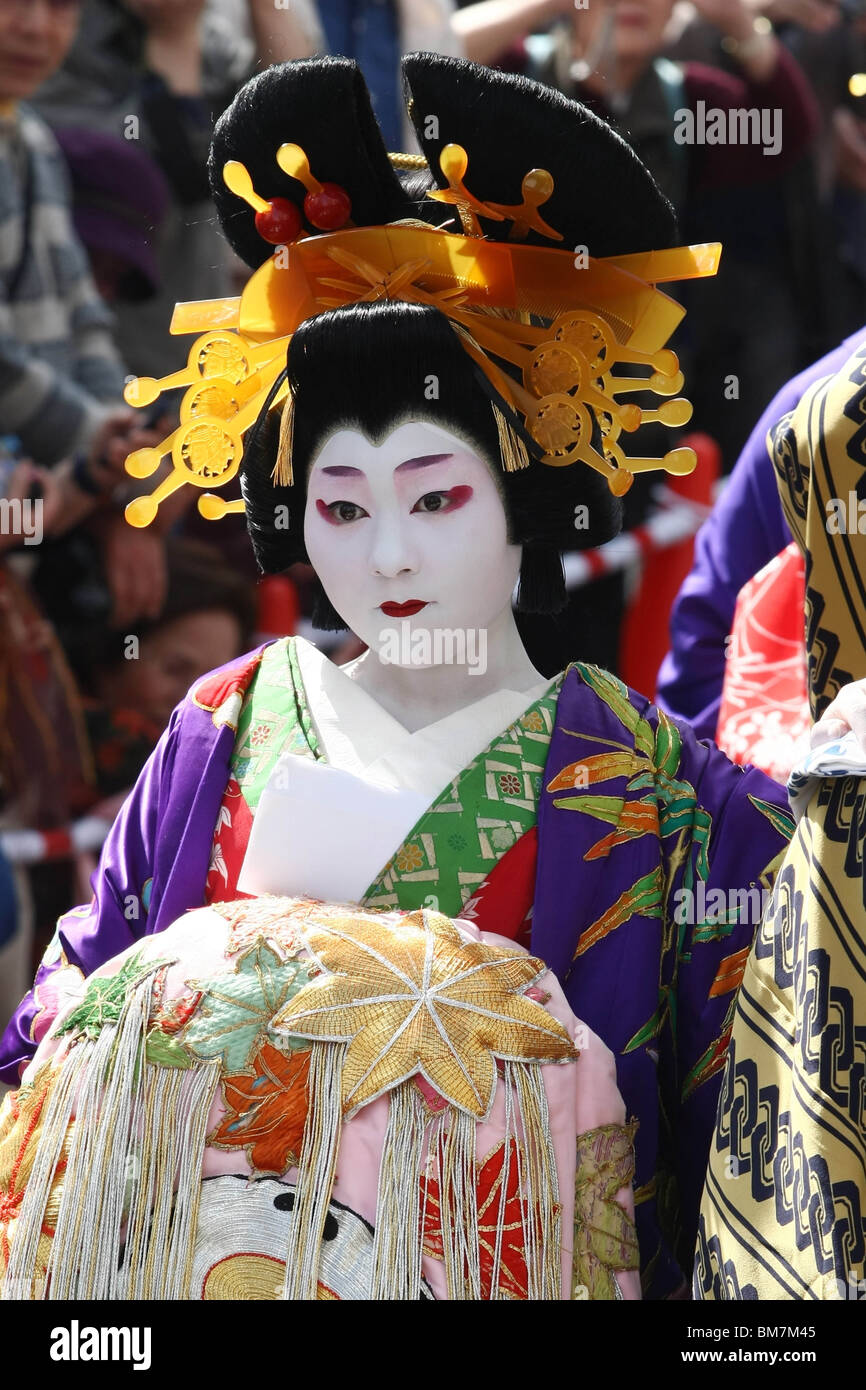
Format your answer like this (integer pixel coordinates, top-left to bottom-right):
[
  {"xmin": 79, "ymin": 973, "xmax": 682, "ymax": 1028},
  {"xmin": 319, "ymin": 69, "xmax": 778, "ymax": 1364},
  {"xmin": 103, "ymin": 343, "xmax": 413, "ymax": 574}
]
[{"xmin": 120, "ymin": 141, "xmax": 720, "ymax": 528}]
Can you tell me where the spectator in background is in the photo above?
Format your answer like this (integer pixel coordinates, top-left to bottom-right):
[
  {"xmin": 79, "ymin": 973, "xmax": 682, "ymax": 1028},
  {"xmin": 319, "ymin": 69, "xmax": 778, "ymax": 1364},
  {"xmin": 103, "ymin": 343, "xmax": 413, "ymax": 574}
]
[
  {"xmin": 830, "ymin": 91, "xmax": 866, "ymax": 337},
  {"xmin": 0, "ymin": 0, "xmax": 131, "ymax": 466},
  {"xmin": 66, "ymin": 536, "xmax": 256, "ymax": 798},
  {"xmin": 0, "ymin": 444, "xmax": 111, "ymax": 1047},
  {"xmin": 0, "ymin": 522, "xmax": 255, "ymax": 1028},
  {"xmin": 31, "ymin": 0, "xmax": 254, "ymax": 377},
  {"xmin": 54, "ymin": 127, "xmax": 170, "ymax": 307},
  {"xmin": 771, "ymin": 0, "xmax": 866, "ymax": 344},
  {"xmin": 319, "ymin": 0, "xmax": 585, "ymax": 149},
  {"xmin": 213, "ymin": 0, "xmax": 323, "ymax": 63},
  {"xmin": 0, "ymin": 839, "xmax": 19, "ymax": 1065},
  {"xmin": 0, "ymin": 455, "xmax": 99, "ymax": 832},
  {"xmin": 0, "ymin": 0, "xmax": 173, "ymax": 626},
  {"xmin": 665, "ymin": 0, "xmax": 866, "ymax": 405},
  {"xmin": 0, "ymin": 0, "xmax": 202, "ymax": 726},
  {"xmin": 516, "ymin": 0, "xmax": 820, "ymax": 471},
  {"xmin": 318, "ymin": 0, "xmax": 462, "ymax": 148}
]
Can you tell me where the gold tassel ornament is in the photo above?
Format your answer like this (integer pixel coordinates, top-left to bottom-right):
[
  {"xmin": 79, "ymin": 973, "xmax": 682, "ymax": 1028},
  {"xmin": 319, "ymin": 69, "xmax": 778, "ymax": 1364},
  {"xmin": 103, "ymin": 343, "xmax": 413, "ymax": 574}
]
[
  {"xmin": 272, "ymin": 391, "xmax": 295, "ymax": 488},
  {"xmin": 493, "ymin": 402, "xmax": 531, "ymax": 473}
]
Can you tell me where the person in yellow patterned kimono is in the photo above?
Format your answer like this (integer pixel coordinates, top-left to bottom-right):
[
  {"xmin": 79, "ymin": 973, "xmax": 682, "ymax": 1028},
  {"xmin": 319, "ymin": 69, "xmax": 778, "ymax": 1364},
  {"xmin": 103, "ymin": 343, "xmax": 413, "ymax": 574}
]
[{"xmin": 695, "ymin": 339, "xmax": 866, "ymax": 1301}]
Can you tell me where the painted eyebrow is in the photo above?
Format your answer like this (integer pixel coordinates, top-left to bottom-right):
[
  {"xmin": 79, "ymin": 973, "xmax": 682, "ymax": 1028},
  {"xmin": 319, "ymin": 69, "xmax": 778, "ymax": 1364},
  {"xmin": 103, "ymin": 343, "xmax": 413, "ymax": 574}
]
[
  {"xmin": 318, "ymin": 453, "xmax": 453, "ymax": 478},
  {"xmin": 396, "ymin": 453, "xmax": 453, "ymax": 474}
]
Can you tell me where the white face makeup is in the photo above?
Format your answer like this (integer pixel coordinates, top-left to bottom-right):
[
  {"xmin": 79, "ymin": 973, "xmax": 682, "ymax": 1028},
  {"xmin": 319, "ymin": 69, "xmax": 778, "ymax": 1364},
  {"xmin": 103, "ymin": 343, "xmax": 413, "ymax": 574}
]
[{"xmin": 303, "ymin": 421, "xmax": 522, "ymax": 666}]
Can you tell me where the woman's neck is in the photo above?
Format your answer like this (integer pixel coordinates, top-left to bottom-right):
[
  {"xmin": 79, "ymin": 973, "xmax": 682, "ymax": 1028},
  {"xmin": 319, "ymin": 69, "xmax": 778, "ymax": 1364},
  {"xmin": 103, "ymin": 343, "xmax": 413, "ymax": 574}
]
[{"xmin": 341, "ymin": 607, "xmax": 547, "ymax": 733}]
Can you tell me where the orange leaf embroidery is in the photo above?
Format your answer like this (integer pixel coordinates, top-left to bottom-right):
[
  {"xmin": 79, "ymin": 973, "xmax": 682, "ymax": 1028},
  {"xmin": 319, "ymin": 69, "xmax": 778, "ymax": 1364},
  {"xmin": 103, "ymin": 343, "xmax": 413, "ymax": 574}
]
[
  {"xmin": 708, "ymin": 947, "xmax": 751, "ymax": 998},
  {"xmin": 546, "ymin": 752, "xmax": 645, "ymax": 793},
  {"xmin": 210, "ymin": 1042, "xmax": 311, "ymax": 1178},
  {"xmin": 584, "ymin": 800, "xmax": 660, "ymax": 860}
]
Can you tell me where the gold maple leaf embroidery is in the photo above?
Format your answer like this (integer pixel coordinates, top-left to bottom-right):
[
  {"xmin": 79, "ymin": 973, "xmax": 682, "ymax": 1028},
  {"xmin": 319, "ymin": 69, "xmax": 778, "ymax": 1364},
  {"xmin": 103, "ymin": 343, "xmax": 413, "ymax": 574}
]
[{"xmin": 271, "ymin": 908, "xmax": 577, "ymax": 1118}]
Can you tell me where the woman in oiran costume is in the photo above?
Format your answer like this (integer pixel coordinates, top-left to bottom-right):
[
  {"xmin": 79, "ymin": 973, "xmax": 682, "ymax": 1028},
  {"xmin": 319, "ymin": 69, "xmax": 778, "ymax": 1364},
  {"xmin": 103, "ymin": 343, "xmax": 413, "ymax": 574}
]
[{"xmin": 0, "ymin": 54, "xmax": 810, "ymax": 1299}]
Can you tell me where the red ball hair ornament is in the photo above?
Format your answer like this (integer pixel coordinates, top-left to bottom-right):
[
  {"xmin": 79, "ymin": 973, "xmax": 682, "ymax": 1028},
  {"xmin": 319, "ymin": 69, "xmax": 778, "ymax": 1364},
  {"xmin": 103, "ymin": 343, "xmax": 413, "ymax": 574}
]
[
  {"xmin": 254, "ymin": 197, "xmax": 303, "ymax": 245},
  {"xmin": 304, "ymin": 183, "xmax": 352, "ymax": 231}
]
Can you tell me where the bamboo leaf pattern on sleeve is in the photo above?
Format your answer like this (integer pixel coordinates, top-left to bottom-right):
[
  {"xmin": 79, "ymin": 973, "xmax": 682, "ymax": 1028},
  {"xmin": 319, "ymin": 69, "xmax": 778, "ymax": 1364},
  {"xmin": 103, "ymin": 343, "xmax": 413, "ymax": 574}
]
[{"xmin": 549, "ymin": 664, "xmax": 792, "ymax": 1090}]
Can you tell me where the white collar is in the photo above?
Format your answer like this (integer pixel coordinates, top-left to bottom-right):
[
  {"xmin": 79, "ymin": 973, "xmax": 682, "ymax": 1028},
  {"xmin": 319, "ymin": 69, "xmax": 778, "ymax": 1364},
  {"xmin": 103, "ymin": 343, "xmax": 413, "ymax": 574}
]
[{"xmin": 294, "ymin": 636, "xmax": 552, "ymax": 798}]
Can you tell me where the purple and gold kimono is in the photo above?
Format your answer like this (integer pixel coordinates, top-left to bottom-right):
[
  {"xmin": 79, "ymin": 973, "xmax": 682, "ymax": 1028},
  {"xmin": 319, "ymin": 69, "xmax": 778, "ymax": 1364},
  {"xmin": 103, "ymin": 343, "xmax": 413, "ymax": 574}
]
[{"xmin": 0, "ymin": 641, "xmax": 792, "ymax": 1297}]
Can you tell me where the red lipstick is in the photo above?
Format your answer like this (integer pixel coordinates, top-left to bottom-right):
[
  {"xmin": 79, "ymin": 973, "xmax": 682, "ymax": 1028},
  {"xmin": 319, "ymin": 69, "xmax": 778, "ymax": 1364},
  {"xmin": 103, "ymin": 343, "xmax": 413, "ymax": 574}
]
[{"xmin": 380, "ymin": 600, "xmax": 428, "ymax": 617}]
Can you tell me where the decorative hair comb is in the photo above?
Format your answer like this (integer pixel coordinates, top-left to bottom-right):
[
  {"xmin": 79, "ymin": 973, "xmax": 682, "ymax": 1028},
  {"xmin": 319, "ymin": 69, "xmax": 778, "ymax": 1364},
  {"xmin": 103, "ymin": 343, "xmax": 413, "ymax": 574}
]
[{"xmin": 122, "ymin": 141, "xmax": 720, "ymax": 527}]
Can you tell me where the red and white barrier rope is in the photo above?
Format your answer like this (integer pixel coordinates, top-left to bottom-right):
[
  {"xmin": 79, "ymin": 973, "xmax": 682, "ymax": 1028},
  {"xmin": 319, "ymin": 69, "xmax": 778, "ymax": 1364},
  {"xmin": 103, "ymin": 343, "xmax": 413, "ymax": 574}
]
[
  {"xmin": 0, "ymin": 817, "xmax": 112, "ymax": 865},
  {"xmin": 564, "ymin": 494, "xmax": 711, "ymax": 589}
]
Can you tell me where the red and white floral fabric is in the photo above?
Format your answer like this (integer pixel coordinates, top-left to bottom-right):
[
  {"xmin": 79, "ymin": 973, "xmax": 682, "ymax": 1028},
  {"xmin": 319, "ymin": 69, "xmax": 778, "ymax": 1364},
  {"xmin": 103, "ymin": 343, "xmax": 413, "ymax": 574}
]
[{"xmin": 717, "ymin": 542, "xmax": 810, "ymax": 784}]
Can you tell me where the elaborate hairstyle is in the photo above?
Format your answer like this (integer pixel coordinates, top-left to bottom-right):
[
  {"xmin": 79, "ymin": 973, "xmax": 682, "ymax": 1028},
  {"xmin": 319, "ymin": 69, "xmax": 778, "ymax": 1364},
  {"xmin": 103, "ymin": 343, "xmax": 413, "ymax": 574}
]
[
  {"xmin": 123, "ymin": 54, "xmax": 715, "ymax": 624},
  {"xmin": 208, "ymin": 54, "xmax": 678, "ymax": 266}
]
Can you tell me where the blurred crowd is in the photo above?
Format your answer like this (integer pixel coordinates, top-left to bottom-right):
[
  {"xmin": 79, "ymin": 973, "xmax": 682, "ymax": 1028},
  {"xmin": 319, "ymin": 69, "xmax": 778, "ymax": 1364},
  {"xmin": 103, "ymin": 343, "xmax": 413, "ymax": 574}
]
[{"xmin": 1, "ymin": 0, "xmax": 864, "ymax": 1019}]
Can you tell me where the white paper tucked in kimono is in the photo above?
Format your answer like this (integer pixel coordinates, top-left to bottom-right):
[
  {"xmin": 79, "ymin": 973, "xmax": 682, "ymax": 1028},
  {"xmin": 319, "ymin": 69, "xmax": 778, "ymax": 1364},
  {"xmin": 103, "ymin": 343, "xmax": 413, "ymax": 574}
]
[{"xmin": 239, "ymin": 638, "xmax": 550, "ymax": 902}]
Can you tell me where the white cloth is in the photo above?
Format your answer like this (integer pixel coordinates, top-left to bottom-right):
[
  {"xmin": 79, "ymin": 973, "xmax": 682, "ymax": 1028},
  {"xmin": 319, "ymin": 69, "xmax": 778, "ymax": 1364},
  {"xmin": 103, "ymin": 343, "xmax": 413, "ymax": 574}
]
[
  {"xmin": 788, "ymin": 729, "xmax": 866, "ymax": 823},
  {"xmin": 237, "ymin": 638, "xmax": 549, "ymax": 902}
]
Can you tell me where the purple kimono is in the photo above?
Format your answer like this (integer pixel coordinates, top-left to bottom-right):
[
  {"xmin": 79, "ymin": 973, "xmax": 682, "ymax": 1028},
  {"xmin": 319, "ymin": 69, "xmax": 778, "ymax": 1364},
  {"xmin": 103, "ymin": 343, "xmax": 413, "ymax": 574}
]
[
  {"xmin": 656, "ymin": 328, "xmax": 866, "ymax": 739},
  {"xmin": 0, "ymin": 649, "xmax": 792, "ymax": 1298}
]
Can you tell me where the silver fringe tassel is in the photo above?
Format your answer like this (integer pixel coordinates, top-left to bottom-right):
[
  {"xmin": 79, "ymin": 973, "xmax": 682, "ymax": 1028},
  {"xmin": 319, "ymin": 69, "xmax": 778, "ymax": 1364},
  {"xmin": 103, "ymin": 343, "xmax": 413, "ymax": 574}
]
[
  {"xmin": 370, "ymin": 1081, "xmax": 430, "ymax": 1299},
  {"xmin": 2, "ymin": 1046, "xmax": 91, "ymax": 1300},
  {"xmin": 508, "ymin": 1061, "xmax": 562, "ymax": 1300},
  {"xmin": 419, "ymin": 1065, "xmax": 562, "ymax": 1300},
  {"xmin": 439, "ymin": 1107, "xmax": 483, "ymax": 1298},
  {"xmin": 280, "ymin": 1041, "xmax": 345, "ymax": 1300},
  {"xmin": 120, "ymin": 1061, "xmax": 220, "ymax": 1300},
  {"xmin": 3, "ymin": 972, "xmax": 220, "ymax": 1301}
]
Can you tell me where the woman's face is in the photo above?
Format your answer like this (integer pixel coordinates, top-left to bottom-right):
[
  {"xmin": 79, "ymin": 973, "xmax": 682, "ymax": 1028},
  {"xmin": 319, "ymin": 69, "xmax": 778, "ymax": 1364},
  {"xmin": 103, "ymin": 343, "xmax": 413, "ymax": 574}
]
[
  {"xmin": 304, "ymin": 421, "xmax": 522, "ymax": 664},
  {"xmin": 98, "ymin": 609, "xmax": 243, "ymax": 730},
  {"xmin": 573, "ymin": 0, "xmax": 675, "ymax": 68}
]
